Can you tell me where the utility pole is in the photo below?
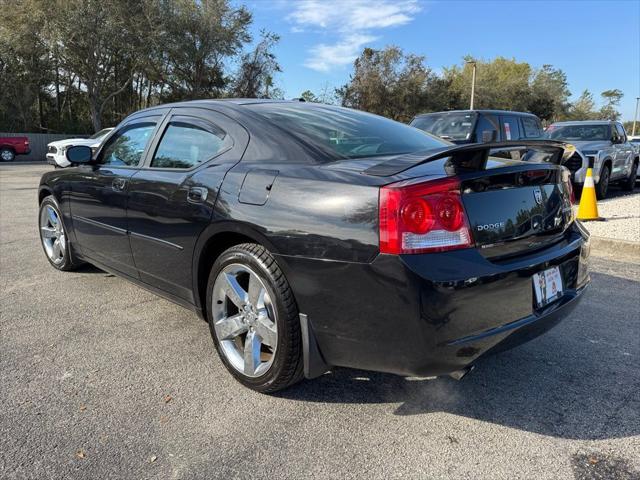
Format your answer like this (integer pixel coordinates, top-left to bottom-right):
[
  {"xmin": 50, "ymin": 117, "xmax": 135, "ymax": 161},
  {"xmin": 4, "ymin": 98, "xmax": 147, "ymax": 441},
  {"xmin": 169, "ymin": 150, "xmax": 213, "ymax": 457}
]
[
  {"xmin": 632, "ymin": 97, "xmax": 639, "ymax": 136},
  {"xmin": 467, "ymin": 61, "xmax": 477, "ymax": 110}
]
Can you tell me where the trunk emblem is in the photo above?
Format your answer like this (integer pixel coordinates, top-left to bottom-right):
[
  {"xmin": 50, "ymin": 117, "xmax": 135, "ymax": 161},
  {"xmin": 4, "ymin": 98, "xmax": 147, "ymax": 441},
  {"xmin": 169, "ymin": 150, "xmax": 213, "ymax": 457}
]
[{"xmin": 533, "ymin": 187, "xmax": 543, "ymax": 205}]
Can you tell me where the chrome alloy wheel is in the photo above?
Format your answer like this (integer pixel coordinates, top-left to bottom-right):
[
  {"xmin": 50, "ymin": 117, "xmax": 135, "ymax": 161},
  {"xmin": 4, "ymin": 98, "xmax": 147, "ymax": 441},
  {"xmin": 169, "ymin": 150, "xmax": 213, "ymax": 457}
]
[
  {"xmin": 1, "ymin": 149, "xmax": 13, "ymax": 161},
  {"xmin": 40, "ymin": 205, "xmax": 66, "ymax": 265},
  {"xmin": 212, "ymin": 264, "xmax": 278, "ymax": 377}
]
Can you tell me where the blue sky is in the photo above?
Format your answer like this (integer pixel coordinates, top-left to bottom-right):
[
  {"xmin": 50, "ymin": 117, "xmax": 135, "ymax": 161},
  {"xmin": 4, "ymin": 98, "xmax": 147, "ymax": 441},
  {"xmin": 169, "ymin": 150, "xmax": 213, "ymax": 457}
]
[{"xmin": 243, "ymin": 0, "xmax": 640, "ymax": 121}]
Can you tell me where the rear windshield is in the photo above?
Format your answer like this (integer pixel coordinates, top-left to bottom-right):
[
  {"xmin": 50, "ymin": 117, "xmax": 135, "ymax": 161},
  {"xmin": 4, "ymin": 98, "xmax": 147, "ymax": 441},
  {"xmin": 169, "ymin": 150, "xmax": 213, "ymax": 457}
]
[
  {"xmin": 410, "ymin": 112, "xmax": 477, "ymax": 141},
  {"xmin": 246, "ymin": 103, "xmax": 448, "ymax": 160},
  {"xmin": 544, "ymin": 124, "xmax": 610, "ymax": 141}
]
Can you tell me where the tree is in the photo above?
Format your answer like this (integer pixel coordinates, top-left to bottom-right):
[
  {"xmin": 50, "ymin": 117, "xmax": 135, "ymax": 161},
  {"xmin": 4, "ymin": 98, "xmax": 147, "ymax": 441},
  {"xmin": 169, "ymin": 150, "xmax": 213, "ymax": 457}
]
[
  {"xmin": 299, "ymin": 90, "xmax": 318, "ymax": 102},
  {"xmin": 599, "ymin": 89, "xmax": 624, "ymax": 121},
  {"xmin": 446, "ymin": 56, "xmax": 532, "ymax": 112},
  {"xmin": 528, "ymin": 65, "xmax": 571, "ymax": 122},
  {"xmin": 337, "ymin": 46, "xmax": 440, "ymax": 121},
  {"xmin": 0, "ymin": 0, "xmax": 276, "ymax": 133},
  {"xmin": 160, "ymin": 0, "xmax": 252, "ymax": 102},
  {"xmin": 233, "ymin": 31, "xmax": 281, "ymax": 98},
  {"xmin": 623, "ymin": 121, "xmax": 638, "ymax": 136},
  {"xmin": 565, "ymin": 90, "xmax": 598, "ymax": 120}
]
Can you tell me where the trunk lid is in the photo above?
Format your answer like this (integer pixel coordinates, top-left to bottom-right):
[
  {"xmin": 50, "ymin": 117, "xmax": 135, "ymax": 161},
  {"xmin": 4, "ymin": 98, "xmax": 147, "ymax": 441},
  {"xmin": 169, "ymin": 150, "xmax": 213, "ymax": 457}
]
[
  {"xmin": 460, "ymin": 167, "xmax": 574, "ymax": 259},
  {"xmin": 347, "ymin": 141, "xmax": 575, "ymax": 259}
]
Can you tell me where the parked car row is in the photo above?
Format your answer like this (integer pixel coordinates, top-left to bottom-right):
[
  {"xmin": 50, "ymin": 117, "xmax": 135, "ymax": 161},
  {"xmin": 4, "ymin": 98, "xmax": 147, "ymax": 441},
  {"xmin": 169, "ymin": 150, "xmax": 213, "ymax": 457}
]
[{"xmin": 411, "ymin": 110, "xmax": 638, "ymax": 198}]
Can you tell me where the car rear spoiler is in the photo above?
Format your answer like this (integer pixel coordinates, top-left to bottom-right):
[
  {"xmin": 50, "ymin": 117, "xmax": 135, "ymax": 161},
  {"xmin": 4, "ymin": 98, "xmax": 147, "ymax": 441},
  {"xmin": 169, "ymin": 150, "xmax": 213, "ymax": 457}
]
[{"xmin": 364, "ymin": 140, "xmax": 574, "ymax": 177}]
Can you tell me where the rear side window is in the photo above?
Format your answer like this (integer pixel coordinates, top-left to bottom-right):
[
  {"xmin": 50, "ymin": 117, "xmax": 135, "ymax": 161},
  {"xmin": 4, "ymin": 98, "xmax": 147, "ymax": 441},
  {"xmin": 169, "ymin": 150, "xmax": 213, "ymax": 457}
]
[
  {"xmin": 500, "ymin": 116, "xmax": 521, "ymax": 141},
  {"xmin": 522, "ymin": 117, "xmax": 542, "ymax": 138},
  {"xmin": 151, "ymin": 117, "xmax": 228, "ymax": 169}
]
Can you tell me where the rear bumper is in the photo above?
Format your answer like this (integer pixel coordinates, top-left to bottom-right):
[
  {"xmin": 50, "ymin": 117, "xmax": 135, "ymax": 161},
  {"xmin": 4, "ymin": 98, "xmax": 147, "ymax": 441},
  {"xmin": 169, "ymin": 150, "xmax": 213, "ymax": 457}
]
[{"xmin": 278, "ymin": 225, "xmax": 590, "ymax": 377}]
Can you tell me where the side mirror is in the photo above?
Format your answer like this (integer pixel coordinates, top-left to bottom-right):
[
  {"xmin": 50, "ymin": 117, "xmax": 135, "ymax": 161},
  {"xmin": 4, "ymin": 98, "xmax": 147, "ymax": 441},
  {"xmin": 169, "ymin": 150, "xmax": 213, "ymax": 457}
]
[
  {"xmin": 481, "ymin": 130, "xmax": 497, "ymax": 143},
  {"xmin": 66, "ymin": 145, "xmax": 93, "ymax": 164}
]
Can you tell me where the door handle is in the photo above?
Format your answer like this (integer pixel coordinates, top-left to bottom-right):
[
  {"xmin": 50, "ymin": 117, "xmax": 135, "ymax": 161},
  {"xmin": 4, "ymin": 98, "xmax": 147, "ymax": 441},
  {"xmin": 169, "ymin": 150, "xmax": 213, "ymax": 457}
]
[
  {"xmin": 112, "ymin": 178, "xmax": 127, "ymax": 192},
  {"xmin": 187, "ymin": 187, "xmax": 208, "ymax": 204}
]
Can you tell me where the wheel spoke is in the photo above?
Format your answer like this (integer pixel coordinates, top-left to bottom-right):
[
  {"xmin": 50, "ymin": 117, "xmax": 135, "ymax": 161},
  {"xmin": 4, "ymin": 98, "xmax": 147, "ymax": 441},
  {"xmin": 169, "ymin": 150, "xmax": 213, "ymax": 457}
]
[
  {"xmin": 255, "ymin": 309, "xmax": 277, "ymax": 348},
  {"xmin": 47, "ymin": 207, "xmax": 58, "ymax": 226},
  {"xmin": 243, "ymin": 330, "xmax": 261, "ymax": 375},
  {"xmin": 222, "ymin": 273, "xmax": 247, "ymax": 308},
  {"xmin": 247, "ymin": 274, "xmax": 264, "ymax": 306},
  {"xmin": 41, "ymin": 226, "xmax": 57, "ymax": 239},
  {"xmin": 52, "ymin": 240, "xmax": 62, "ymax": 258},
  {"xmin": 215, "ymin": 313, "xmax": 247, "ymax": 340}
]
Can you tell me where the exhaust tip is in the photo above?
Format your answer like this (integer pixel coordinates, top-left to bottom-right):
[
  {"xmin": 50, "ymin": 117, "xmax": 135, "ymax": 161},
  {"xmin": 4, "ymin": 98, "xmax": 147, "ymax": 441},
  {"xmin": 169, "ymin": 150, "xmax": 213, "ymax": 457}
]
[{"xmin": 449, "ymin": 365, "xmax": 475, "ymax": 381}]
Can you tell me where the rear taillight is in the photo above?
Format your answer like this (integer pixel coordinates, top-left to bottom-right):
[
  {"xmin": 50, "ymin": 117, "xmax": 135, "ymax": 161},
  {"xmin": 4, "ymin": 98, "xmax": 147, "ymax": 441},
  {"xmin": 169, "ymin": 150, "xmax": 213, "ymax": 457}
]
[{"xmin": 379, "ymin": 176, "xmax": 474, "ymax": 254}]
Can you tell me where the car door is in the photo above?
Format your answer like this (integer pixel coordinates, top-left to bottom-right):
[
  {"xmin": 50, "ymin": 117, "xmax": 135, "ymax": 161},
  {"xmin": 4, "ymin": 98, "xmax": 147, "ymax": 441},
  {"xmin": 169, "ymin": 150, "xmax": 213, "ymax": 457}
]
[
  {"xmin": 126, "ymin": 108, "xmax": 249, "ymax": 302},
  {"xmin": 614, "ymin": 123, "xmax": 633, "ymax": 179},
  {"xmin": 69, "ymin": 114, "xmax": 165, "ymax": 277}
]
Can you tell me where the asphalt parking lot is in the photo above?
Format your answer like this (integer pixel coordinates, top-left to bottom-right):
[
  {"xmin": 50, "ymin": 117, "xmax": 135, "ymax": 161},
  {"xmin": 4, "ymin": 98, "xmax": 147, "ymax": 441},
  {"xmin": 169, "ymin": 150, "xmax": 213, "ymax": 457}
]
[{"xmin": 1, "ymin": 164, "xmax": 639, "ymax": 480}]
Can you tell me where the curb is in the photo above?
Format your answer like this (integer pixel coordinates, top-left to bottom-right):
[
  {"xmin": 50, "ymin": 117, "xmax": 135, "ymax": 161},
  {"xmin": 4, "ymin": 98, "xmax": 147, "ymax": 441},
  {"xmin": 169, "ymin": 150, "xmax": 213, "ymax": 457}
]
[{"xmin": 590, "ymin": 236, "xmax": 640, "ymax": 259}]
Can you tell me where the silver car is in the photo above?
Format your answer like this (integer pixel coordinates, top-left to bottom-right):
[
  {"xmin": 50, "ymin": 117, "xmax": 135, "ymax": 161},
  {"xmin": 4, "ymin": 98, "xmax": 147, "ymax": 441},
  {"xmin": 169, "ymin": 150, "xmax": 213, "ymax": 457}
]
[{"xmin": 545, "ymin": 121, "xmax": 638, "ymax": 198}]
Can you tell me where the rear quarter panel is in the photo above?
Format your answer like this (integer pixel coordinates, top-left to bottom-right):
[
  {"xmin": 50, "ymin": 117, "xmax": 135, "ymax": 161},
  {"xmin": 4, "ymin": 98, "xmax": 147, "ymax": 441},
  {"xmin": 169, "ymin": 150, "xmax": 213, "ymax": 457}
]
[{"xmin": 214, "ymin": 162, "xmax": 381, "ymax": 263}]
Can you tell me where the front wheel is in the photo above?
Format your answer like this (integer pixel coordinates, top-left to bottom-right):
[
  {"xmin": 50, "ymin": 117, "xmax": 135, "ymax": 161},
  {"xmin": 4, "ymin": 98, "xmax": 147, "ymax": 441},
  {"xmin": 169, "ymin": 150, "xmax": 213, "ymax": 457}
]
[
  {"xmin": 595, "ymin": 165, "xmax": 610, "ymax": 199},
  {"xmin": 206, "ymin": 243, "xmax": 304, "ymax": 393},
  {"xmin": 622, "ymin": 161, "xmax": 638, "ymax": 191},
  {"xmin": 39, "ymin": 196, "xmax": 82, "ymax": 271}
]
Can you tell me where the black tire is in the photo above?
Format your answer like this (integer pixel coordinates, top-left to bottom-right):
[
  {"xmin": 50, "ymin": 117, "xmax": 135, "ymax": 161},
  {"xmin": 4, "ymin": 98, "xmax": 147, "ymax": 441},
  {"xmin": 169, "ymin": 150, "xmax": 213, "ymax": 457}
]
[
  {"xmin": 622, "ymin": 160, "xmax": 638, "ymax": 191},
  {"xmin": 595, "ymin": 164, "xmax": 610, "ymax": 199},
  {"xmin": 206, "ymin": 243, "xmax": 304, "ymax": 393},
  {"xmin": 0, "ymin": 148, "xmax": 15, "ymax": 162},
  {"xmin": 38, "ymin": 196, "xmax": 83, "ymax": 271}
]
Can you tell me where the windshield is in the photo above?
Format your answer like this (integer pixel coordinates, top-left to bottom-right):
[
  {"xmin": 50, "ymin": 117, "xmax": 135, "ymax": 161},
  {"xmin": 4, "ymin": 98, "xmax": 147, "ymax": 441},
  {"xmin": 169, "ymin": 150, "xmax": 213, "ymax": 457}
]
[
  {"xmin": 90, "ymin": 128, "xmax": 112, "ymax": 140},
  {"xmin": 544, "ymin": 124, "xmax": 610, "ymax": 141},
  {"xmin": 410, "ymin": 112, "xmax": 477, "ymax": 141},
  {"xmin": 247, "ymin": 103, "xmax": 448, "ymax": 160}
]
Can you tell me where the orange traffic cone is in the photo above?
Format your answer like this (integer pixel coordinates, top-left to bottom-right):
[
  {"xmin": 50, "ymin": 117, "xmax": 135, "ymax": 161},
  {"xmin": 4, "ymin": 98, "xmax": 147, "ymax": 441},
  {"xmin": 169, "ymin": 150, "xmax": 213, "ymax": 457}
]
[{"xmin": 577, "ymin": 168, "xmax": 604, "ymax": 221}]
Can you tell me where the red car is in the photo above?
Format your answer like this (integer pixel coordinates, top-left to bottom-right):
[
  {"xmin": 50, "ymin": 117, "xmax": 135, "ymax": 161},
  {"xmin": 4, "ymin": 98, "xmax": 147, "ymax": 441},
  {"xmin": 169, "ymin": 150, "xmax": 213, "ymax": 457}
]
[{"xmin": 0, "ymin": 136, "xmax": 31, "ymax": 162}]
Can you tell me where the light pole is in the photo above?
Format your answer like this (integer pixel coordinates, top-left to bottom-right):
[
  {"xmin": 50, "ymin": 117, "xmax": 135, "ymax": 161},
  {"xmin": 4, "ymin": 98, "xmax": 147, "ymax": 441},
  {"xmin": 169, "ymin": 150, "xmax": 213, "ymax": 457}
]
[
  {"xmin": 467, "ymin": 61, "xmax": 477, "ymax": 110},
  {"xmin": 632, "ymin": 97, "xmax": 640, "ymax": 136}
]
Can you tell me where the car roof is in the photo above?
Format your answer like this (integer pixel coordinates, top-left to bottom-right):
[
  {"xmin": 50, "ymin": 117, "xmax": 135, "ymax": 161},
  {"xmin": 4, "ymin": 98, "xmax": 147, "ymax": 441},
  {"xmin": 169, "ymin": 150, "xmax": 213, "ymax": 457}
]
[
  {"xmin": 413, "ymin": 109, "xmax": 539, "ymax": 118},
  {"xmin": 550, "ymin": 120, "xmax": 616, "ymax": 126},
  {"xmin": 131, "ymin": 98, "xmax": 302, "ymax": 114}
]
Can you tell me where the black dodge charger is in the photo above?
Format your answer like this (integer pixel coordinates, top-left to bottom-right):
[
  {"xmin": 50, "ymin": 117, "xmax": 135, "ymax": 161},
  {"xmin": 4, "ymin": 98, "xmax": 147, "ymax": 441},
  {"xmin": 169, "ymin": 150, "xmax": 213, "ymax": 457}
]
[{"xmin": 38, "ymin": 100, "xmax": 590, "ymax": 392}]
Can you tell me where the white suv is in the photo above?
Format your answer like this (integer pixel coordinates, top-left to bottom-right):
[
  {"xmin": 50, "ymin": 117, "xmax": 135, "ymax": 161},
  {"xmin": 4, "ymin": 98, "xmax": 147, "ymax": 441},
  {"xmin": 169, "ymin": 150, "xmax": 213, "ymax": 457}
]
[{"xmin": 46, "ymin": 128, "xmax": 113, "ymax": 168}]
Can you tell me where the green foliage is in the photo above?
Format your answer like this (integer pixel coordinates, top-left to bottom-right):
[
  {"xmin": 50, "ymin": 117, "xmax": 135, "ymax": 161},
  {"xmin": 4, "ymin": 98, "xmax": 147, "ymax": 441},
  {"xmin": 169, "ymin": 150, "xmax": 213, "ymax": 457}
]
[
  {"xmin": 299, "ymin": 90, "xmax": 318, "ymax": 102},
  {"xmin": 0, "ymin": 0, "xmax": 278, "ymax": 132},
  {"xmin": 599, "ymin": 89, "xmax": 624, "ymax": 120},
  {"xmin": 334, "ymin": 46, "xmax": 623, "ymax": 125},
  {"xmin": 232, "ymin": 31, "xmax": 281, "ymax": 98},
  {"xmin": 337, "ymin": 46, "xmax": 450, "ymax": 122},
  {"xmin": 623, "ymin": 121, "xmax": 639, "ymax": 136}
]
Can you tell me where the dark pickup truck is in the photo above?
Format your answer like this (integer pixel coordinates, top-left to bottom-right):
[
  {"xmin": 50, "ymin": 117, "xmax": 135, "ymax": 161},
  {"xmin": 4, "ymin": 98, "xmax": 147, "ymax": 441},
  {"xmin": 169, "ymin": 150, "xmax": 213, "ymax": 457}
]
[
  {"xmin": 0, "ymin": 136, "xmax": 31, "ymax": 161},
  {"xmin": 410, "ymin": 110, "xmax": 544, "ymax": 144}
]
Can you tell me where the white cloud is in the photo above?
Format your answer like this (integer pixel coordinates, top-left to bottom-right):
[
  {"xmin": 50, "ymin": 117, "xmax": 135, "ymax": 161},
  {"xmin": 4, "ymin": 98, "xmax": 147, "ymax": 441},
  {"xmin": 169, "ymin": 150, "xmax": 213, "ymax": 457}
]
[
  {"xmin": 304, "ymin": 34, "xmax": 378, "ymax": 72},
  {"xmin": 287, "ymin": 0, "xmax": 421, "ymax": 72}
]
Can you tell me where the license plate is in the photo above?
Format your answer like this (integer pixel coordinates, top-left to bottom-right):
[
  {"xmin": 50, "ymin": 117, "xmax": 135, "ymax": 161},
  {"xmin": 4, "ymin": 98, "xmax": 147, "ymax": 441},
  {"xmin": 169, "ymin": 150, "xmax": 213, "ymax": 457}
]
[{"xmin": 533, "ymin": 266, "xmax": 563, "ymax": 308}]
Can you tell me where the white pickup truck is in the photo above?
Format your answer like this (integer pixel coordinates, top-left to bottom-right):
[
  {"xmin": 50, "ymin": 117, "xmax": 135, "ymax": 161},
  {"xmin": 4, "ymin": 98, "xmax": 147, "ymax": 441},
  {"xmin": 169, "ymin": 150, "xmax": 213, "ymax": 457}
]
[{"xmin": 544, "ymin": 121, "xmax": 638, "ymax": 198}]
